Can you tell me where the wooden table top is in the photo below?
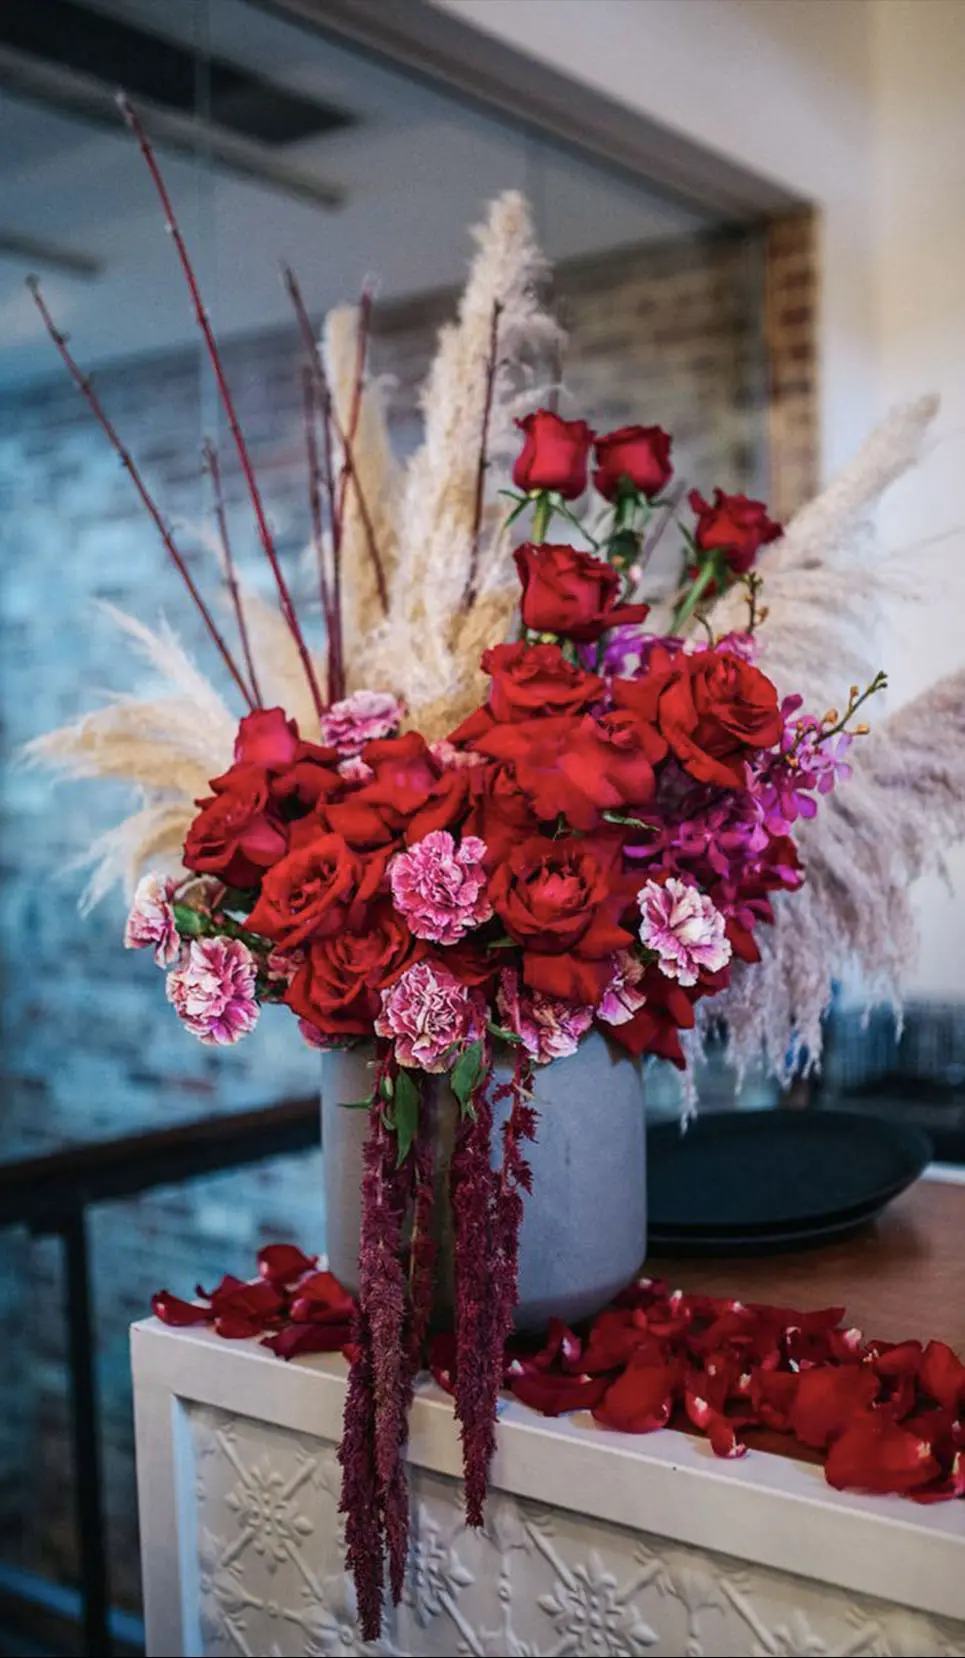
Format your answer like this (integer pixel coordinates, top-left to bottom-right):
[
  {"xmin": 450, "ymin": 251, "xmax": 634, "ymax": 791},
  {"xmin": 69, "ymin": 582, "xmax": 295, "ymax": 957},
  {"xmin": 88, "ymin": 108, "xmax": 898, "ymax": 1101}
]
[{"xmin": 649, "ymin": 1173, "xmax": 965, "ymax": 1353}]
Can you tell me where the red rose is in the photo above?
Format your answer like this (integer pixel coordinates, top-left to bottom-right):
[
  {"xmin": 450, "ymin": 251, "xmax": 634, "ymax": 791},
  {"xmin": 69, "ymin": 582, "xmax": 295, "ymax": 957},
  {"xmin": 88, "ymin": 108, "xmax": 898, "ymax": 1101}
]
[
  {"xmin": 594, "ymin": 425, "xmax": 673, "ymax": 501},
  {"xmin": 489, "ymin": 837, "xmax": 633, "ymax": 1002},
  {"xmin": 463, "ymin": 764, "xmax": 543, "ymax": 865},
  {"xmin": 246, "ymin": 833, "xmax": 387, "ymax": 950},
  {"xmin": 688, "ymin": 488, "xmax": 781, "ymax": 576},
  {"xmin": 323, "ymin": 732, "xmax": 468, "ymax": 849},
  {"xmin": 606, "ymin": 966, "xmax": 700, "ymax": 1068},
  {"xmin": 476, "ymin": 713, "xmax": 657, "ymax": 832},
  {"xmin": 184, "ymin": 763, "xmax": 287, "ymax": 887},
  {"xmin": 512, "ymin": 410, "xmax": 594, "ymax": 500},
  {"xmin": 614, "ymin": 647, "xmax": 782, "ymax": 789},
  {"xmin": 514, "ymin": 543, "xmax": 650, "ymax": 643},
  {"xmin": 474, "ymin": 642, "xmax": 603, "ymax": 726},
  {"xmin": 285, "ymin": 902, "xmax": 419, "ymax": 1038},
  {"xmin": 234, "ymin": 707, "xmax": 300, "ymax": 770},
  {"xmin": 269, "ymin": 740, "xmax": 343, "ymax": 814}
]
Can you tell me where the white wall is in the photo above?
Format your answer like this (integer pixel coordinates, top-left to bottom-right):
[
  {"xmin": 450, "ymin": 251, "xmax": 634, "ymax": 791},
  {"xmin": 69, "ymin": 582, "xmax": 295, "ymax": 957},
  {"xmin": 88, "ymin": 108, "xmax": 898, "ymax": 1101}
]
[
  {"xmin": 434, "ymin": 0, "xmax": 878, "ymax": 477},
  {"xmin": 437, "ymin": 0, "xmax": 965, "ymax": 999},
  {"xmin": 871, "ymin": 0, "xmax": 965, "ymax": 997}
]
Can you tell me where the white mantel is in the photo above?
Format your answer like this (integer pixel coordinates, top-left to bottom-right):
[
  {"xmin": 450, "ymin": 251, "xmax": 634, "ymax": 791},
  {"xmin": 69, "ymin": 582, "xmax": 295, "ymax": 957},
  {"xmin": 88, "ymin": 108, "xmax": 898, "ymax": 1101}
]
[{"xmin": 132, "ymin": 1317, "xmax": 965, "ymax": 1656}]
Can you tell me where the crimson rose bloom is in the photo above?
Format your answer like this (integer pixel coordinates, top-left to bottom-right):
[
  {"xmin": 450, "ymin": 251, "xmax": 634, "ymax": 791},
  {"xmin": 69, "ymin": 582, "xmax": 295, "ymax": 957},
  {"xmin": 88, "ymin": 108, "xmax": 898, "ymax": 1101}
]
[
  {"xmin": 466, "ymin": 642, "xmax": 603, "ymax": 727},
  {"xmin": 689, "ymin": 488, "xmax": 781, "ymax": 575},
  {"xmin": 489, "ymin": 837, "xmax": 633, "ymax": 1002},
  {"xmin": 285, "ymin": 902, "xmax": 420, "ymax": 1038},
  {"xmin": 512, "ymin": 410, "xmax": 593, "ymax": 499},
  {"xmin": 593, "ymin": 425, "xmax": 673, "ymax": 501},
  {"xmin": 514, "ymin": 543, "xmax": 650, "ymax": 643},
  {"xmin": 184, "ymin": 763, "xmax": 287, "ymax": 888},
  {"xmin": 234, "ymin": 706, "xmax": 299, "ymax": 770},
  {"xmin": 323, "ymin": 732, "xmax": 468, "ymax": 850},
  {"xmin": 476, "ymin": 713, "xmax": 657, "ymax": 833},
  {"xmin": 246, "ymin": 833, "xmax": 386, "ymax": 950},
  {"xmin": 615, "ymin": 647, "xmax": 782, "ymax": 789}
]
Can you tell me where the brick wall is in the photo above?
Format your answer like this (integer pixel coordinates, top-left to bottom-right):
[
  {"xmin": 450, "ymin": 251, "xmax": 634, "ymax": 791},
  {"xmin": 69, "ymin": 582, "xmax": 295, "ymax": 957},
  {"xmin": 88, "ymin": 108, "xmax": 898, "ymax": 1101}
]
[{"xmin": 0, "ymin": 227, "xmax": 776, "ymax": 1617}]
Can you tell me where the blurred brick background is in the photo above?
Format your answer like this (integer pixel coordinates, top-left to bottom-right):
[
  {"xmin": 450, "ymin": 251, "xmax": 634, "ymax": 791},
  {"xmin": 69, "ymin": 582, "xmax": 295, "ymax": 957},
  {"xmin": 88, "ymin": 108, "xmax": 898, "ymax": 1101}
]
[{"xmin": 0, "ymin": 225, "xmax": 777, "ymax": 1615}]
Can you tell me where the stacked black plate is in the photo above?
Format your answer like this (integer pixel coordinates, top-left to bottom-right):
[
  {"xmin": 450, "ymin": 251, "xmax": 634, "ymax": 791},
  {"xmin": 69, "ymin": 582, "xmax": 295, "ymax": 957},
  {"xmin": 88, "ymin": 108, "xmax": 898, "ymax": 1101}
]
[{"xmin": 646, "ymin": 1109, "xmax": 932, "ymax": 1255}]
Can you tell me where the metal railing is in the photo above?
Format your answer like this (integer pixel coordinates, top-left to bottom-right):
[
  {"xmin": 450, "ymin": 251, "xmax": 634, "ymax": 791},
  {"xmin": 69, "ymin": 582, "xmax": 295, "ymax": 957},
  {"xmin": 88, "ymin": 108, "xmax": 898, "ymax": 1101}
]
[{"xmin": 0, "ymin": 1096, "xmax": 319, "ymax": 1657}]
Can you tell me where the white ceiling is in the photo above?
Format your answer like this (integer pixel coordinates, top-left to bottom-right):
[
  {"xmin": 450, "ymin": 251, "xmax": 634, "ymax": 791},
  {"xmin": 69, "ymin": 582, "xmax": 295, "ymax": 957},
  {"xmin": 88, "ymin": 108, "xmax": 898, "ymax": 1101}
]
[{"xmin": 0, "ymin": 0, "xmax": 710, "ymax": 388}]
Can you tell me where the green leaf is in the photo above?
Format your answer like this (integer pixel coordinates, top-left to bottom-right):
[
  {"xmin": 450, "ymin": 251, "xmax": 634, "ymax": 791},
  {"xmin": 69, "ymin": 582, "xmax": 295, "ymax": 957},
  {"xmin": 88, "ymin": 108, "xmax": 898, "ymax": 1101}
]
[
  {"xmin": 486, "ymin": 1020, "xmax": 522, "ymax": 1045},
  {"xmin": 340, "ymin": 1096, "xmax": 374, "ymax": 1110},
  {"xmin": 393, "ymin": 1069, "xmax": 420, "ymax": 1165},
  {"xmin": 602, "ymin": 811, "xmax": 657, "ymax": 832},
  {"xmin": 173, "ymin": 903, "xmax": 205, "ymax": 938},
  {"xmin": 450, "ymin": 1039, "xmax": 485, "ymax": 1117}
]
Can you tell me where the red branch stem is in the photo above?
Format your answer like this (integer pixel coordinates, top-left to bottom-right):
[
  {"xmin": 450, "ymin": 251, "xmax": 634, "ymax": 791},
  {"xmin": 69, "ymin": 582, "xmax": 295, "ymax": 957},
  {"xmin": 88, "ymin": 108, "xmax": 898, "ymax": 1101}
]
[
  {"xmin": 300, "ymin": 369, "xmax": 335, "ymax": 666},
  {"xmin": 283, "ymin": 269, "xmax": 388, "ymax": 690},
  {"xmin": 117, "ymin": 95, "xmax": 325, "ymax": 723},
  {"xmin": 462, "ymin": 299, "xmax": 503, "ymax": 613},
  {"xmin": 203, "ymin": 439, "xmax": 262, "ymax": 706},
  {"xmin": 27, "ymin": 277, "xmax": 254, "ymax": 709}
]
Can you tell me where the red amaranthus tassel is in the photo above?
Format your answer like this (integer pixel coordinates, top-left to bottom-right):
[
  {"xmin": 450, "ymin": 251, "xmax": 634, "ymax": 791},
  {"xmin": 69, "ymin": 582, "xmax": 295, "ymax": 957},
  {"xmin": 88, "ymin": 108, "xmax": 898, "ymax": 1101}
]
[
  {"xmin": 339, "ymin": 1087, "xmax": 413, "ymax": 1631},
  {"xmin": 449, "ymin": 1049, "xmax": 535, "ymax": 1526}
]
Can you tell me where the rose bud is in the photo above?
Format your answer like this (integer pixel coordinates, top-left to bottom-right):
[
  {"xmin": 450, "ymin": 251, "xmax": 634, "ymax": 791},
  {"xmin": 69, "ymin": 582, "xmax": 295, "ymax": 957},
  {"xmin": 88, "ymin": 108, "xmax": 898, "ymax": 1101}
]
[
  {"xmin": 513, "ymin": 410, "xmax": 594, "ymax": 500},
  {"xmin": 688, "ymin": 488, "xmax": 782, "ymax": 576},
  {"xmin": 594, "ymin": 424, "xmax": 673, "ymax": 501}
]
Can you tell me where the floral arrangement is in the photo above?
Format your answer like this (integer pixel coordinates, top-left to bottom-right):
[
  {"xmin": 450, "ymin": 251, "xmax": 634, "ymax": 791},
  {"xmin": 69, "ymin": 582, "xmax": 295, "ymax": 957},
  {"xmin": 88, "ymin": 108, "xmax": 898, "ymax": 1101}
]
[{"xmin": 28, "ymin": 100, "xmax": 965, "ymax": 1638}]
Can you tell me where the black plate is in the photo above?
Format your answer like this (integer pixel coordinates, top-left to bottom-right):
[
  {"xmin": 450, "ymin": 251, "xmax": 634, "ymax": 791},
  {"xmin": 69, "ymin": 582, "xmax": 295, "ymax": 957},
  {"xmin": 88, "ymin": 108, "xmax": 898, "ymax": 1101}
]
[
  {"xmin": 648, "ymin": 1210, "xmax": 881, "ymax": 1257},
  {"xmin": 647, "ymin": 1109, "xmax": 932, "ymax": 1239}
]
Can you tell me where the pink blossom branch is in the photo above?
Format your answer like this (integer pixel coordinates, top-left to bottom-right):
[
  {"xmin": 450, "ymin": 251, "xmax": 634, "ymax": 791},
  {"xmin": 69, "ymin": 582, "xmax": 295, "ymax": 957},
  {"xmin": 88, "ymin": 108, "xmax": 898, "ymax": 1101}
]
[
  {"xmin": 116, "ymin": 94, "xmax": 325, "ymax": 723},
  {"xmin": 26, "ymin": 276, "xmax": 254, "ymax": 709},
  {"xmin": 462, "ymin": 299, "xmax": 503, "ymax": 613},
  {"xmin": 203, "ymin": 439, "xmax": 262, "ymax": 706}
]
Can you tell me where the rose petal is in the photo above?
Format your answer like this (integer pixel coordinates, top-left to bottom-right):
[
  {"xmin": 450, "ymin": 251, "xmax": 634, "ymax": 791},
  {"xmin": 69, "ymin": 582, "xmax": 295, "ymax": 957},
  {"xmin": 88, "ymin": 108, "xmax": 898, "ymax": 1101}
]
[
  {"xmin": 262, "ymin": 1321, "xmax": 353, "ymax": 1360},
  {"xmin": 873, "ymin": 1340, "xmax": 924, "ymax": 1379},
  {"xmin": 152, "ymin": 1290, "xmax": 211, "ymax": 1327},
  {"xmin": 826, "ymin": 1416, "xmax": 941, "ymax": 1494},
  {"xmin": 208, "ymin": 1279, "xmax": 285, "ymax": 1320},
  {"xmin": 789, "ymin": 1365, "xmax": 880, "ymax": 1449},
  {"xmin": 214, "ymin": 1311, "xmax": 267, "ymax": 1340},
  {"xmin": 507, "ymin": 1366, "xmax": 610, "ymax": 1416},
  {"xmin": 920, "ymin": 1341, "xmax": 965, "ymax": 1413},
  {"xmin": 593, "ymin": 1360, "xmax": 676, "ymax": 1433},
  {"xmin": 257, "ymin": 1243, "xmax": 319, "ymax": 1285}
]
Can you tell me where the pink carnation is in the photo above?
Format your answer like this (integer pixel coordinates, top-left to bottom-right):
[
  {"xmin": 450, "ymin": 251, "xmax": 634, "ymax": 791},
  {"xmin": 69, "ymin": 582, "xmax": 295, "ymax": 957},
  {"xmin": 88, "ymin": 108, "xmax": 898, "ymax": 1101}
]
[
  {"xmin": 389, "ymin": 830, "xmax": 492, "ymax": 945},
  {"xmin": 124, "ymin": 872, "xmax": 180, "ymax": 967},
  {"xmin": 337, "ymin": 754, "xmax": 375, "ymax": 784},
  {"xmin": 166, "ymin": 936, "xmax": 260, "ymax": 1046},
  {"xmin": 596, "ymin": 950, "xmax": 648, "ymax": 1026},
  {"xmin": 496, "ymin": 969, "xmax": 593, "ymax": 1064},
  {"xmin": 298, "ymin": 1017, "xmax": 342, "ymax": 1051},
  {"xmin": 375, "ymin": 960, "xmax": 485, "ymax": 1072},
  {"xmin": 320, "ymin": 690, "xmax": 403, "ymax": 756},
  {"xmin": 429, "ymin": 739, "xmax": 486, "ymax": 772},
  {"xmin": 637, "ymin": 877, "xmax": 731, "ymax": 987}
]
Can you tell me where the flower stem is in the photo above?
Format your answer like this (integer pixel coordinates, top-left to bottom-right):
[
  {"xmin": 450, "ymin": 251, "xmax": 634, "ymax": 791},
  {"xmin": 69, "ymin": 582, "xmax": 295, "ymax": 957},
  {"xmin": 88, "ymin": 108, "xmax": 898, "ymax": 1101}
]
[
  {"xmin": 531, "ymin": 491, "xmax": 554, "ymax": 544},
  {"xmin": 671, "ymin": 557, "xmax": 718, "ymax": 634}
]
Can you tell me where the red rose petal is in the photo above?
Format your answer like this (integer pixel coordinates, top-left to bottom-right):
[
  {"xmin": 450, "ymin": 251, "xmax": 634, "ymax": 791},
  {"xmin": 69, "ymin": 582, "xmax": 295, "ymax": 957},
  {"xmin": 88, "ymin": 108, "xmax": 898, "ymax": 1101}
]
[
  {"xmin": 262, "ymin": 1321, "xmax": 353, "ymax": 1360},
  {"xmin": 213, "ymin": 1311, "xmax": 267, "ymax": 1340},
  {"xmin": 152, "ymin": 1290, "xmax": 211, "ymax": 1327},
  {"xmin": 873, "ymin": 1340, "xmax": 923, "ymax": 1378},
  {"xmin": 507, "ymin": 1365, "xmax": 610, "ymax": 1417},
  {"xmin": 920, "ymin": 1341, "xmax": 965, "ymax": 1413},
  {"xmin": 789, "ymin": 1365, "xmax": 880, "ymax": 1449},
  {"xmin": 826, "ymin": 1415, "xmax": 940, "ymax": 1494},
  {"xmin": 208, "ymin": 1279, "xmax": 285, "ymax": 1321},
  {"xmin": 257, "ymin": 1243, "xmax": 319, "ymax": 1285},
  {"xmin": 593, "ymin": 1360, "xmax": 676, "ymax": 1433}
]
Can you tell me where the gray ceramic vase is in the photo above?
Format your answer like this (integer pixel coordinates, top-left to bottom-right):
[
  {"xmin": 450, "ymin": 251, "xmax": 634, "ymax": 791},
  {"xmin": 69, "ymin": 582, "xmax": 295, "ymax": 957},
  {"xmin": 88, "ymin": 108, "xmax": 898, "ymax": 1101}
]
[{"xmin": 320, "ymin": 1030, "xmax": 646, "ymax": 1330}]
